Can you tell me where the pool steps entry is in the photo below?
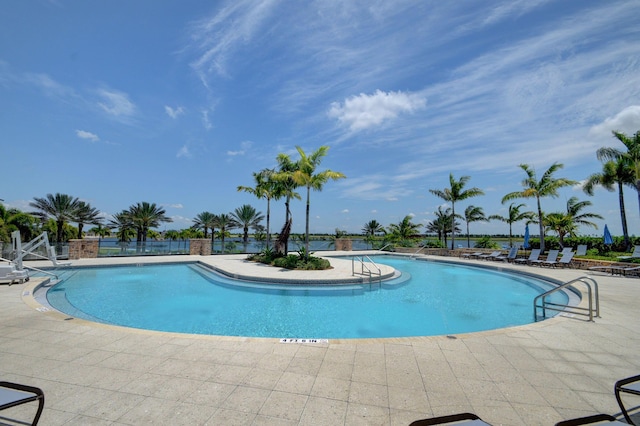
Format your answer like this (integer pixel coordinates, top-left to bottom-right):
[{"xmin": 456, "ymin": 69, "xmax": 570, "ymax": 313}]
[{"xmin": 534, "ymin": 276, "xmax": 599, "ymax": 322}]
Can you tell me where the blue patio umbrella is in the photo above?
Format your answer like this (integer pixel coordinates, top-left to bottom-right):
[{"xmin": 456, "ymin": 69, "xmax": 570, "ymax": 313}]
[
  {"xmin": 604, "ymin": 224, "xmax": 613, "ymax": 245},
  {"xmin": 523, "ymin": 224, "xmax": 530, "ymax": 249}
]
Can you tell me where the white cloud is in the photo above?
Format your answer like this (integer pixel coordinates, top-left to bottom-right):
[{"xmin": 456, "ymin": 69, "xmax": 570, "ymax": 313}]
[
  {"xmin": 176, "ymin": 145, "xmax": 191, "ymax": 158},
  {"xmin": 165, "ymin": 105, "xmax": 185, "ymax": 119},
  {"xmin": 588, "ymin": 105, "xmax": 640, "ymax": 141},
  {"xmin": 227, "ymin": 140, "xmax": 253, "ymax": 156},
  {"xmin": 97, "ymin": 89, "xmax": 135, "ymax": 118},
  {"xmin": 202, "ymin": 110, "xmax": 212, "ymax": 130},
  {"xmin": 328, "ymin": 90, "xmax": 426, "ymax": 132},
  {"xmin": 341, "ymin": 209, "xmax": 349, "ymax": 213},
  {"xmin": 163, "ymin": 203, "xmax": 184, "ymax": 209},
  {"xmin": 75, "ymin": 129, "xmax": 99, "ymax": 142}
]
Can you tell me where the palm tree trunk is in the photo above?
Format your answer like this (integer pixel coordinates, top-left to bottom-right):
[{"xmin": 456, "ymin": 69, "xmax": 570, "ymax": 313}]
[
  {"xmin": 450, "ymin": 203, "xmax": 456, "ymax": 249},
  {"xmin": 266, "ymin": 198, "xmax": 271, "ymax": 250},
  {"xmin": 305, "ymin": 186, "xmax": 310, "ymax": 258},
  {"xmin": 466, "ymin": 223, "xmax": 470, "ymax": 248},
  {"xmin": 537, "ymin": 196, "xmax": 545, "ymax": 253},
  {"xmin": 619, "ymin": 182, "xmax": 630, "ymax": 251}
]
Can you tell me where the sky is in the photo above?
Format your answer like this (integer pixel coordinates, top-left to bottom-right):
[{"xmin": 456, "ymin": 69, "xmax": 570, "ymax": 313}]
[{"xmin": 2, "ymin": 0, "xmax": 640, "ymax": 238}]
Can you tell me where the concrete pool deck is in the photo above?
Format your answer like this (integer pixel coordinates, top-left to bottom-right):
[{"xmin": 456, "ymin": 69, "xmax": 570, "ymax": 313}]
[{"xmin": 1, "ymin": 251, "xmax": 639, "ymax": 425}]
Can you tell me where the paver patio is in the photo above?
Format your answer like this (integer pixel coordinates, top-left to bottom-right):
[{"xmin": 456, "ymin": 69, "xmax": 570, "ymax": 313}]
[{"xmin": 1, "ymin": 252, "xmax": 639, "ymax": 425}]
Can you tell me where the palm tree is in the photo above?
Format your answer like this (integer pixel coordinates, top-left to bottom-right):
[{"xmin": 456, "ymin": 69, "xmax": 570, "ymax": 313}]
[
  {"xmin": 89, "ymin": 224, "xmax": 111, "ymax": 239},
  {"xmin": 30, "ymin": 193, "xmax": 81, "ymax": 243},
  {"xmin": 489, "ymin": 203, "xmax": 535, "ymax": 248},
  {"xmin": 192, "ymin": 211, "xmax": 217, "ymax": 239},
  {"xmin": 72, "ymin": 201, "xmax": 102, "ymax": 239},
  {"xmin": 238, "ymin": 169, "xmax": 280, "ymax": 249},
  {"xmin": 596, "ymin": 130, "xmax": 640, "ymax": 215},
  {"xmin": 274, "ymin": 153, "xmax": 302, "ymax": 254},
  {"xmin": 126, "ymin": 202, "xmax": 173, "ymax": 251},
  {"xmin": 387, "ymin": 215, "xmax": 422, "ymax": 243},
  {"xmin": 463, "ymin": 205, "xmax": 488, "ymax": 248},
  {"xmin": 108, "ymin": 211, "xmax": 135, "ymax": 253},
  {"xmin": 566, "ymin": 196, "xmax": 603, "ymax": 231},
  {"xmin": 426, "ymin": 206, "xmax": 459, "ymax": 247},
  {"xmin": 362, "ymin": 219, "xmax": 384, "ymax": 237},
  {"xmin": 502, "ymin": 163, "xmax": 577, "ymax": 253},
  {"xmin": 291, "ymin": 146, "xmax": 346, "ymax": 258},
  {"xmin": 544, "ymin": 212, "xmax": 573, "ymax": 249},
  {"xmin": 231, "ymin": 204, "xmax": 264, "ymax": 248},
  {"xmin": 584, "ymin": 158, "xmax": 635, "ymax": 250},
  {"xmin": 429, "ymin": 174, "xmax": 484, "ymax": 249},
  {"xmin": 214, "ymin": 213, "xmax": 237, "ymax": 253},
  {"xmin": 0, "ymin": 204, "xmax": 37, "ymax": 243}
]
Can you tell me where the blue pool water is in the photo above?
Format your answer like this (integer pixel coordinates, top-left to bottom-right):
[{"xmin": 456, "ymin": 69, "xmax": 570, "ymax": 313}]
[{"xmin": 46, "ymin": 257, "xmax": 568, "ymax": 339}]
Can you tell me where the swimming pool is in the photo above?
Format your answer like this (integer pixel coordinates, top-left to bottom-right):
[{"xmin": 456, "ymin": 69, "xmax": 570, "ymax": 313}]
[{"xmin": 45, "ymin": 256, "xmax": 568, "ymax": 339}]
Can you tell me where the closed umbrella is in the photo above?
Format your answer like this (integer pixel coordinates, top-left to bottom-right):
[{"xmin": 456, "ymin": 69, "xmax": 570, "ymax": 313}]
[
  {"xmin": 523, "ymin": 224, "xmax": 530, "ymax": 249},
  {"xmin": 604, "ymin": 224, "xmax": 613, "ymax": 245}
]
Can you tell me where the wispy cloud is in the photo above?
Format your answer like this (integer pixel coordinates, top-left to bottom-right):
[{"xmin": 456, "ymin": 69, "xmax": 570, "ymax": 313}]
[
  {"xmin": 176, "ymin": 145, "xmax": 191, "ymax": 158},
  {"xmin": 96, "ymin": 88, "xmax": 136, "ymax": 119},
  {"xmin": 201, "ymin": 110, "xmax": 212, "ymax": 130},
  {"xmin": 165, "ymin": 105, "xmax": 185, "ymax": 119},
  {"xmin": 75, "ymin": 129, "xmax": 99, "ymax": 142},
  {"xmin": 227, "ymin": 140, "xmax": 252, "ymax": 157}
]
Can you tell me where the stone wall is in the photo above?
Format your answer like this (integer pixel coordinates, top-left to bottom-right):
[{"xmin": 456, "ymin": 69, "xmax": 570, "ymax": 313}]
[
  {"xmin": 189, "ymin": 239, "xmax": 212, "ymax": 256},
  {"xmin": 68, "ymin": 239, "xmax": 99, "ymax": 260}
]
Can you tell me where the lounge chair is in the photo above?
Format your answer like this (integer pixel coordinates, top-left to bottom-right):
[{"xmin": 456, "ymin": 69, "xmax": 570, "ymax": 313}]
[
  {"xmin": 542, "ymin": 251, "xmax": 574, "ymax": 268},
  {"xmin": 460, "ymin": 251, "xmax": 483, "ymax": 259},
  {"xmin": 615, "ymin": 374, "xmax": 640, "ymax": 424},
  {"xmin": 0, "ymin": 264, "xmax": 29, "ymax": 284},
  {"xmin": 530, "ymin": 249, "xmax": 559, "ymax": 266},
  {"xmin": 617, "ymin": 245, "xmax": 640, "ymax": 261},
  {"xmin": 576, "ymin": 244, "xmax": 588, "ymax": 256},
  {"xmin": 410, "ymin": 412, "xmax": 491, "ymax": 425},
  {"xmin": 0, "ymin": 381, "xmax": 45, "ymax": 425},
  {"xmin": 513, "ymin": 248, "xmax": 540, "ymax": 265},
  {"xmin": 555, "ymin": 413, "xmax": 627, "ymax": 425},
  {"xmin": 477, "ymin": 251, "xmax": 502, "ymax": 260},
  {"xmin": 492, "ymin": 246, "xmax": 519, "ymax": 262}
]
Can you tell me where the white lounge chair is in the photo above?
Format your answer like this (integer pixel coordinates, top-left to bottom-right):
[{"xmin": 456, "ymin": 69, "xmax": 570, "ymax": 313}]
[
  {"xmin": 492, "ymin": 246, "xmax": 519, "ymax": 262},
  {"xmin": 617, "ymin": 245, "xmax": 640, "ymax": 261},
  {"xmin": 0, "ymin": 264, "xmax": 29, "ymax": 284},
  {"xmin": 514, "ymin": 248, "xmax": 540, "ymax": 264},
  {"xmin": 477, "ymin": 251, "xmax": 502, "ymax": 260},
  {"xmin": 531, "ymin": 249, "xmax": 559, "ymax": 266},
  {"xmin": 543, "ymin": 251, "xmax": 574, "ymax": 268},
  {"xmin": 576, "ymin": 245, "xmax": 588, "ymax": 256}
]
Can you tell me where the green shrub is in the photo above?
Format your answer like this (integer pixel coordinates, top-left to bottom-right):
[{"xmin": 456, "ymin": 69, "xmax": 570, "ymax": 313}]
[
  {"xmin": 421, "ymin": 239, "xmax": 445, "ymax": 248},
  {"xmin": 474, "ymin": 235, "xmax": 500, "ymax": 249}
]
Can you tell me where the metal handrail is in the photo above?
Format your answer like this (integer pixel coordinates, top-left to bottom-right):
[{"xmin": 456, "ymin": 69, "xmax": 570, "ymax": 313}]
[
  {"xmin": 352, "ymin": 255, "xmax": 382, "ymax": 282},
  {"xmin": 378, "ymin": 243, "xmax": 394, "ymax": 252},
  {"xmin": 534, "ymin": 276, "xmax": 599, "ymax": 322},
  {"xmin": 410, "ymin": 246, "xmax": 426, "ymax": 258}
]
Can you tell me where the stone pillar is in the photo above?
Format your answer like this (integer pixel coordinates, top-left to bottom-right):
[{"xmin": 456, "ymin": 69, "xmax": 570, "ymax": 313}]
[
  {"xmin": 334, "ymin": 238, "xmax": 352, "ymax": 251},
  {"xmin": 189, "ymin": 239, "xmax": 212, "ymax": 255},
  {"xmin": 68, "ymin": 238, "xmax": 99, "ymax": 259}
]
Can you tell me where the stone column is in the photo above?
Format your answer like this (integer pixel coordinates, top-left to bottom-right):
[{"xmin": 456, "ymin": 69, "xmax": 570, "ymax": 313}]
[
  {"xmin": 68, "ymin": 238, "xmax": 99, "ymax": 259},
  {"xmin": 189, "ymin": 239, "xmax": 212, "ymax": 255},
  {"xmin": 334, "ymin": 238, "xmax": 353, "ymax": 251}
]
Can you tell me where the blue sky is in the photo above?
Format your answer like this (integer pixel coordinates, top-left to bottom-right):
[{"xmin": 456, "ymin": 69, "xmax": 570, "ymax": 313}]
[{"xmin": 2, "ymin": 0, "xmax": 640, "ymax": 237}]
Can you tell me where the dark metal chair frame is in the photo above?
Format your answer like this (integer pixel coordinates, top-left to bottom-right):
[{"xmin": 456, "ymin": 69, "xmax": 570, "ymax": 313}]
[
  {"xmin": 615, "ymin": 374, "xmax": 640, "ymax": 424},
  {"xmin": 0, "ymin": 381, "xmax": 45, "ymax": 425},
  {"xmin": 410, "ymin": 412, "xmax": 491, "ymax": 425}
]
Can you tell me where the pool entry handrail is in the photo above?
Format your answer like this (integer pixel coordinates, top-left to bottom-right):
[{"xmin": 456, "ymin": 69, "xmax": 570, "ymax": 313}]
[
  {"xmin": 352, "ymin": 255, "xmax": 382, "ymax": 282},
  {"xmin": 533, "ymin": 276, "xmax": 599, "ymax": 322}
]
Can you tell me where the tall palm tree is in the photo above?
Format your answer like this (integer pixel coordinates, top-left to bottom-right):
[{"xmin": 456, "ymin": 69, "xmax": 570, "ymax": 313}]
[
  {"xmin": 192, "ymin": 211, "xmax": 217, "ymax": 238},
  {"xmin": 544, "ymin": 212, "xmax": 573, "ymax": 249},
  {"xmin": 108, "ymin": 211, "xmax": 135, "ymax": 253},
  {"xmin": 72, "ymin": 201, "xmax": 102, "ymax": 239},
  {"xmin": 362, "ymin": 220, "xmax": 384, "ymax": 237},
  {"xmin": 463, "ymin": 205, "xmax": 488, "ymax": 248},
  {"xmin": 502, "ymin": 163, "xmax": 577, "ymax": 253},
  {"xmin": 274, "ymin": 153, "xmax": 302, "ymax": 254},
  {"xmin": 429, "ymin": 174, "xmax": 484, "ymax": 249},
  {"xmin": 387, "ymin": 215, "xmax": 422, "ymax": 242},
  {"xmin": 291, "ymin": 146, "xmax": 346, "ymax": 258},
  {"xmin": 583, "ymin": 158, "xmax": 635, "ymax": 250},
  {"xmin": 126, "ymin": 202, "xmax": 173, "ymax": 250},
  {"xmin": 230, "ymin": 204, "xmax": 264, "ymax": 247},
  {"xmin": 489, "ymin": 203, "xmax": 535, "ymax": 248},
  {"xmin": 214, "ymin": 213, "xmax": 237, "ymax": 253},
  {"xmin": 238, "ymin": 169, "xmax": 279, "ymax": 249},
  {"xmin": 596, "ymin": 130, "xmax": 640, "ymax": 215},
  {"xmin": 30, "ymin": 193, "xmax": 81, "ymax": 243}
]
